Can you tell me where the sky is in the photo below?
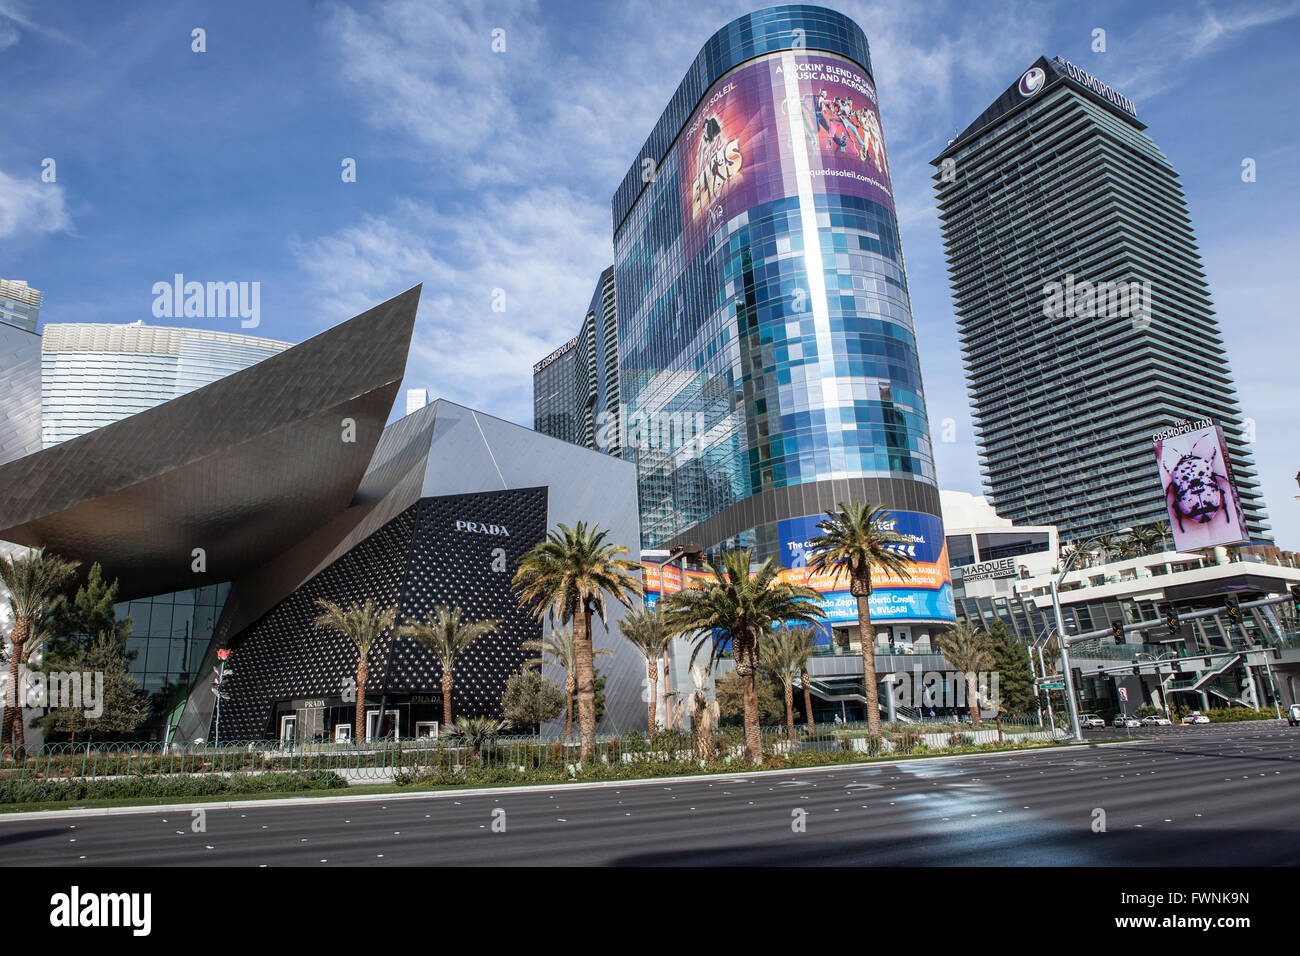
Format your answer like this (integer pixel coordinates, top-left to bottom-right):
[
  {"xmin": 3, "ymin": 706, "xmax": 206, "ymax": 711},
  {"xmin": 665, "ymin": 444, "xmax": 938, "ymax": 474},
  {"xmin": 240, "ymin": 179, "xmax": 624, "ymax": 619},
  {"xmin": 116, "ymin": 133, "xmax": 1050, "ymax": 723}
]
[{"xmin": 2, "ymin": 0, "xmax": 1298, "ymax": 547}]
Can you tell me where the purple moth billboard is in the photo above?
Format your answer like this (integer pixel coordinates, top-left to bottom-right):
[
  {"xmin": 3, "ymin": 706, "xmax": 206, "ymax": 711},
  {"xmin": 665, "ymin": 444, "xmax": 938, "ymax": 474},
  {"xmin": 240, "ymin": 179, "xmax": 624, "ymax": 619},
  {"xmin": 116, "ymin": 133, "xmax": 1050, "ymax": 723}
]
[{"xmin": 1152, "ymin": 420, "xmax": 1250, "ymax": 551}]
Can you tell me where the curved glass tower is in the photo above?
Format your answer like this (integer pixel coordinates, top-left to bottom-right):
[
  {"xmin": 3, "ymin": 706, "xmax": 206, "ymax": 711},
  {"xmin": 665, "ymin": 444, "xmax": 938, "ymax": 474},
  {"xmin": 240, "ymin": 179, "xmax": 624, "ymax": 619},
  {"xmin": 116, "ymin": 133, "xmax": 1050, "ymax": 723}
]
[{"xmin": 613, "ymin": 5, "xmax": 952, "ymax": 630}]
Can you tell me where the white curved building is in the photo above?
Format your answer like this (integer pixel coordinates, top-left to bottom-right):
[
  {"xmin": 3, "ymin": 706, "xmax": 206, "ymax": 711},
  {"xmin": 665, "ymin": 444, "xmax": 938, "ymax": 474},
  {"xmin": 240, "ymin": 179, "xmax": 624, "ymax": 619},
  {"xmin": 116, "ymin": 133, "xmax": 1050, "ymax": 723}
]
[{"xmin": 40, "ymin": 322, "xmax": 290, "ymax": 447}]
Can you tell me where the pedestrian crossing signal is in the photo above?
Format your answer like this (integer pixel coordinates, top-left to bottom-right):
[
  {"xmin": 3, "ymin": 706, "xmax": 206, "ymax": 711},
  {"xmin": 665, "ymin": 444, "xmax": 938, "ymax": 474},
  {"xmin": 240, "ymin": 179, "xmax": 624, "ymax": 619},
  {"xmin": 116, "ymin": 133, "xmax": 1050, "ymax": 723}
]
[{"xmin": 1111, "ymin": 622, "xmax": 1124, "ymax": 643}]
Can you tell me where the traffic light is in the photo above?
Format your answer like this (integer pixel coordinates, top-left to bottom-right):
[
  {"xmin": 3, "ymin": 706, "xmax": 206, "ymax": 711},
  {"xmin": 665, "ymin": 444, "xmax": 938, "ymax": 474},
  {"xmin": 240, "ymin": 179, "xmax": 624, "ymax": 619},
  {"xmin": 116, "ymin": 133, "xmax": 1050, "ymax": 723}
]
[
  {"xmin": 1111, "ymin": 621, "xmax": 1124, "ymax": 644},
  {"xmin": 1224, "ymin": 594, "xmax": 1241, "ymax": 624},
  {"xmin": 1290, "ymin": 583, "xmax": 1300, "ymax": 608},
  {"xmin": 1160, "ymin": 602, "xmax": 1180, "ymax": 636}
]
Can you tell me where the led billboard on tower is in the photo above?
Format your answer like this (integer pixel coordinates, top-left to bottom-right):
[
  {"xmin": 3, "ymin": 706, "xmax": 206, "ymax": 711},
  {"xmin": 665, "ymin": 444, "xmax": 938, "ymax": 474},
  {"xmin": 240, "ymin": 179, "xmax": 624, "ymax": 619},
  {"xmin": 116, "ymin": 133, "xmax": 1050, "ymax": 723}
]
[{"xmin": 1152, "ymin": 420, "xmax": 1250, "ymax": 551}]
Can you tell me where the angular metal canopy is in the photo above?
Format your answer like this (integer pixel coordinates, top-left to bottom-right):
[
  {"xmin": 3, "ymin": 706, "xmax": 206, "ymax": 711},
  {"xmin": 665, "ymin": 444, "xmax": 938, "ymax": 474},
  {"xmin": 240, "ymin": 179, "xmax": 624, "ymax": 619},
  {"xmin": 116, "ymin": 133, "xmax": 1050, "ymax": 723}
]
[{"xmin": 0, "ymin": 286, "xmax": 421, "ymax": 600}]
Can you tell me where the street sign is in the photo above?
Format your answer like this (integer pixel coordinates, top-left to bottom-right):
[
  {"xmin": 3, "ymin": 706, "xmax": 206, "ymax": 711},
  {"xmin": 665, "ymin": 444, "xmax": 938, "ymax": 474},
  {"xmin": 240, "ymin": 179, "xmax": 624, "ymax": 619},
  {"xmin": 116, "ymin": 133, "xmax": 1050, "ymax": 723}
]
[{"xmin": 1039, "ymin": 681, "xmax": 1065, "ymax": 690}]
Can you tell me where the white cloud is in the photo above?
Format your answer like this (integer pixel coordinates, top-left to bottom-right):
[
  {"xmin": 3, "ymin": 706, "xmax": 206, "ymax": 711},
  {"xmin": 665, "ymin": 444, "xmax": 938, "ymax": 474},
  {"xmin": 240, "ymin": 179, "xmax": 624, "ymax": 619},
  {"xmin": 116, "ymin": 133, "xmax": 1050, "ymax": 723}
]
[
  {"xmin": 0, "ymin": 168, "xmax": 71, "ymax": 239},
  {"xmin": 290, "ymin": 188, "xmax": 611, "ymax": 425},
  {"xmin": 0, "ymin": 0, "xmax": 92, "ymax": 51}
]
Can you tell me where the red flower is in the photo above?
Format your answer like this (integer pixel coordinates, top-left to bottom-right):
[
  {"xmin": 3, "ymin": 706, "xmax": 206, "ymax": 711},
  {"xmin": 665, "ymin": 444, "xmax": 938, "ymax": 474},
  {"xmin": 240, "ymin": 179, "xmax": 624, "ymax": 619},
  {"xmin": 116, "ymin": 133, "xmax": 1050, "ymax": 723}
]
[{"xmin": 217, "ymin": 648, "xmax": 231, "ymax": 661}]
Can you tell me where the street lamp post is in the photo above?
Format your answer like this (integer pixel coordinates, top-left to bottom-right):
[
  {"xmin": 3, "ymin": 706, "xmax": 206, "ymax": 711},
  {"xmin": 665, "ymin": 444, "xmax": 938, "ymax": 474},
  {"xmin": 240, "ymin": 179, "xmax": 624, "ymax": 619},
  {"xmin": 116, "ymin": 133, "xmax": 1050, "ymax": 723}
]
[
  {"xmin": 1052, "ymin": 578, "xmax": 1085, "ymax": 743},
  {"xmin": 1051, "ymin": 527, "xmax": 1131, "ymax": 744}
]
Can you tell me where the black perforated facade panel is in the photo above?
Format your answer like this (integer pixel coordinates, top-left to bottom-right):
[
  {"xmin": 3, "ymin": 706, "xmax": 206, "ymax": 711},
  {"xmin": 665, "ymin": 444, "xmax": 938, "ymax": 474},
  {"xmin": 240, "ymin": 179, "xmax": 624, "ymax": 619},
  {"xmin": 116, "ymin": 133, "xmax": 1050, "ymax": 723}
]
[{"xmin": 217, "ymin": 486, "xmax": 547, "ymax": 740}]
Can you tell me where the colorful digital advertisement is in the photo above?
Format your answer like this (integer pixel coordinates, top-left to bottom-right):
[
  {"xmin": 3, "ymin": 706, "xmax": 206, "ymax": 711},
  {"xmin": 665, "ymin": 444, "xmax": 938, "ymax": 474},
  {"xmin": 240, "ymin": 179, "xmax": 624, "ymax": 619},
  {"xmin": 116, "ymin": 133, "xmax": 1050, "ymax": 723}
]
[
  {"xmin": 642, "ymin": 508, "xmax": 955, "ymax": 631},
  {"xmin": 674, "ymin": 52, "xmax": 896, "ymax": 261}
]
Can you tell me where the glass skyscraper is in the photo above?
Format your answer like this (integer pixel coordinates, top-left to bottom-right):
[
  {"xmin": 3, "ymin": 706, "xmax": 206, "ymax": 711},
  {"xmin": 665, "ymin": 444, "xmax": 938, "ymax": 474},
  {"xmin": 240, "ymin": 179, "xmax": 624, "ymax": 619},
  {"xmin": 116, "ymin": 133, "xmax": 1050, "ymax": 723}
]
[
  {"xmin": 533, "ymin": 266, "xmax": 621, "ymax": 455},
  {"xmin": 608, "ymin": 5, "xmax": 951, "ymax": 628},
  {"xmin": 533, "ymin": 334, "xmax": 581, "ymax": 446},
  {"xmin": 932, "ymin": 56, "xmax": 1270, "ymax": 543},
  {"xmin": 40, "ymin": 322, "xmax": 290, "ymax": 447}
]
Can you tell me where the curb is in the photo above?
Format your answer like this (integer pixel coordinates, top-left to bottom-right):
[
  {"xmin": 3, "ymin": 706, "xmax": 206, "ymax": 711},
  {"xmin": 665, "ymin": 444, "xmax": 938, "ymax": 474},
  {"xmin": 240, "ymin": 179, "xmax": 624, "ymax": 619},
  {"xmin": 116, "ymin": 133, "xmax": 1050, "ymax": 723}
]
[{"xmin": 0, "ymin": 737, "xmax": 1089, "ymax": 822}]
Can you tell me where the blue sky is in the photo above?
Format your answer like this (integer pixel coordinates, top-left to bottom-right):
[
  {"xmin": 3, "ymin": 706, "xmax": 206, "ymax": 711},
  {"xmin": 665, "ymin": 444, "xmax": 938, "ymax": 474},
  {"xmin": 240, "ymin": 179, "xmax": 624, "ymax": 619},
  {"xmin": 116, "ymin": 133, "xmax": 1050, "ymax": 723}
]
[{"xmin": 3, "ymin": 0, "xmax": 1298, "ymax": 546}]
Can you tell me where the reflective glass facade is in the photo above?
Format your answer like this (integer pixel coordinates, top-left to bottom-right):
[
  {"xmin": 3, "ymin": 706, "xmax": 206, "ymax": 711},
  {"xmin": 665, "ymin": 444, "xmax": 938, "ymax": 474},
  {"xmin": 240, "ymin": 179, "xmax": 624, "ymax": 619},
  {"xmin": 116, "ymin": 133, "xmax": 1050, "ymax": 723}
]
[
  {"xmin": 532, "ymin": 335, "xmax": 580, "ymax": 445},
  {"xmin": 116, "ymin": 583, "xmax": 231, "ymax": 699},
  {"xmin": 612, "ymin": 7, "xmax": 946, "ymax": 629},
  {"xmin": 532, "ymin": 267, "xmax": 621, "ymax": 454},
  {"xmin": 40, "ymin": 323, "xmax": 290, "ymax": 446}
]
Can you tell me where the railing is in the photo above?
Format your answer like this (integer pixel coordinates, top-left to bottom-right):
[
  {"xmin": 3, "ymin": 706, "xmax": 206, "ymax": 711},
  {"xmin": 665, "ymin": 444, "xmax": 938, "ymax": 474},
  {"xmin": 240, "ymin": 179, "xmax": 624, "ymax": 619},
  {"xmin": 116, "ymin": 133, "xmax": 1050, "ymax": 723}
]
[
  {"xmin": 810, "ymin": 643, "xmax": 939, "ymax": 658},
  {"xmin": 0, "ymin": 714, "xmax": 1060, "ymax": 786}
]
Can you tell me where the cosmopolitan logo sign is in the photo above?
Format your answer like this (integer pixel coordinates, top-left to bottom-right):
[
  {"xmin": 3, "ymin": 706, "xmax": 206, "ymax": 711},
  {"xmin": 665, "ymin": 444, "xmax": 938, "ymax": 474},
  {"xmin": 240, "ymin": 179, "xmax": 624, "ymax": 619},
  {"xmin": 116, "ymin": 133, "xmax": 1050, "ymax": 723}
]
[
  {"xmin": 533, "ymin": 336, "xmax": 577, "ymax": 374},
  {"xmin": 1053, "ymin": 56, "xmax": 1137, "ymax": 117},
  {"xmin": 454, "ymin": 520, "xmax": 510, "ymax": 536}
]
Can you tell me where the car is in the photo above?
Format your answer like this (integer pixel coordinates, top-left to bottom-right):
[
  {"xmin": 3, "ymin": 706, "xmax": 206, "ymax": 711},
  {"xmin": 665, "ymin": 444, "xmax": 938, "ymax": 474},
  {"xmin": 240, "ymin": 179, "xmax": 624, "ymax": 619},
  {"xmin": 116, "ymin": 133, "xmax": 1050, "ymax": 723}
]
[
  {"xmin": 1112, "ymin": 715, "xmax": 1141, "ymax": 728},
  {"xmin": 1288, "ymin": 704, "xmax": 1299, "ymax": 727},
  {"xmin": 1183, "ymin": 711, "xmax": 1210, "ymax": 725},
  {"xmin": 1141, "ymin": 715, "xmax": 1172, "ymax": 726},
  {"xmin": 1079, "ymin": 714, "xmax": 1106, "ymax": 729}
]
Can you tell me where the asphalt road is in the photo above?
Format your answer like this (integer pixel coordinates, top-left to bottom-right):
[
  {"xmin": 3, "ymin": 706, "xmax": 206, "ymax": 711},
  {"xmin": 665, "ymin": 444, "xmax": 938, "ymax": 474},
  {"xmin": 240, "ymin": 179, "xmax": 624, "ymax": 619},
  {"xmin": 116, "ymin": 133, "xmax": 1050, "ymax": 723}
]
[{"xmin": 3, "ymin": 723, "xmax": 1298, "ymax": 866}]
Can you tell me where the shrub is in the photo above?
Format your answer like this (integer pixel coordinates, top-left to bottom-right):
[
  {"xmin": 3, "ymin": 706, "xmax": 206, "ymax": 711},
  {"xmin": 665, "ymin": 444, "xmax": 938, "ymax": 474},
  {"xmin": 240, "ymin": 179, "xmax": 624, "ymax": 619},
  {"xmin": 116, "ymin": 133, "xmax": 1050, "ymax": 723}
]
[
  {"xmin": 0, "ymin": 770, "xmax": 345, "ymax": 804},
  {"xmin": 1205, "ymin": 707, "xmax": 1274, "ymax": 723}
]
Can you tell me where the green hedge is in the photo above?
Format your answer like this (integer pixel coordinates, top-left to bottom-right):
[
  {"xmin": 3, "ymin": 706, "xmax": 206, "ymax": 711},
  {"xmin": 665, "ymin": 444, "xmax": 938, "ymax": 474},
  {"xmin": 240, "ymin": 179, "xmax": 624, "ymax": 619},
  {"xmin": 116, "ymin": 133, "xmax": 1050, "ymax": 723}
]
[
  {"xmin": 0, "ymin": 770, "xmax": 347, "ymax": 805},
  {"xmin": 390, "ymin": 737, "xmax": 1063, "ymax": 788},
  {"xmin": 1205, "ymin": 707, "xmax": 1277, "ymax": 723}
]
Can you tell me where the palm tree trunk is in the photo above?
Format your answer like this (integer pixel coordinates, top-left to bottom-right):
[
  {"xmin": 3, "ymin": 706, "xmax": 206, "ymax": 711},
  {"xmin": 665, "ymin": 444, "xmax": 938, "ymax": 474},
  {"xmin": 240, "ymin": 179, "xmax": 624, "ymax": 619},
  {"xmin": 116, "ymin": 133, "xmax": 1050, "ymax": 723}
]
[
  {"xmin": 693, "ymin": 696, "xmax": 714, "ymax": 761},
  {"xmin": 661, "ymin": 648, "xmax": 674, "ymax": 731},
  {"xmin": 802, "ymin": 666, "xmax": 815, "ymax": 734},
  {"xmin": 572, "ymin": 601, "xmax": 597, "ymax": 761},
  {"xmin": 355, "ymin": 658, "xmax": 368, "ymax": 743},
  {"xmin": 441, "ymin": 669, "xmax": 453, "ymax": 728},
  {"xmin": 5, "ymin": 618, "xmax": 29, "ymax": 756},
  {"xmin": 564, "ymin": 671, "xmax": 574, "ymax": 738},
  {"xmin": 784, "ymin": 678, "xmax": 795, "ymax": 742},
  {"xmin": 855, "ymin": 593, "xmax": 881, "ymax": 736},
  {"xmin": 646, "ymin": 658, "xmax": 658, "ymax": 734},
  {"xmin": 737, "ymin": 632, "xmax": 762, "ymax": 764},
  {"xmin": 965, "ymin": 672, "xmax": 981, "ymax": 728}
]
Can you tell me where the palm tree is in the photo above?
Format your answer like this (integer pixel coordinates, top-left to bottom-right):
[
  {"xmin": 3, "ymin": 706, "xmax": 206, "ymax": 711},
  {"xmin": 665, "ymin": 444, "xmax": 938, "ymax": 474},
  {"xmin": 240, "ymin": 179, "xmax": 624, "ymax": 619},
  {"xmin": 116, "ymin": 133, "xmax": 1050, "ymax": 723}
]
[
  {"xmin": 807, "ymin": 502, "xmax": 915, "ymax": 736},
  {"xmin": 313, "ymin": 598, "xmax": 397, "ymax": 743},
  {"xmin": 0, "ymin": 548, "xmax": 79, "ymax": 756},
  {"xmin": 1132, "ymin": 523, "xmax": 1166, "ymax": 556},
  {"xmin": 395, "ymin": 606, "xmax": 496, "ymax": 728},
  {"xmin": 1151, "ymin": 520, "xmax": 1171, "ymax": 553},
  {"xmin": 1059, "ymin": 542, "xmax": 1082, "ymax": 569},
  {"xmin": 684, "ymin": 664, "xmax": 718, "ymax": 761},
  {"xmin": 935, "ymin": 622, "xmax": 995, "ymax": 728},
  {"xmin": 618, "ymin": 604, "xmax": 675, "ymax": 733},
  {"xmin": 523, "ymin": 624, "xmax": 611, "ymax": 738},
  {"xmin": 661, "ymin": 550, "xmax": 824, "ymax": 763},
  {"xmin": 1091, "ymin": 533, "xmax": 1119, "ymax": 565},
  {"xmin": 445, "ymin": 715, "xmax": 508, "ymax": 757},
  {"xmin": 760, "ymin": 625, "xmax": 817, "ymax": 742},
  {"xmin": 512, "ymin": 522, "xmax": 642, "ymax": 759}
]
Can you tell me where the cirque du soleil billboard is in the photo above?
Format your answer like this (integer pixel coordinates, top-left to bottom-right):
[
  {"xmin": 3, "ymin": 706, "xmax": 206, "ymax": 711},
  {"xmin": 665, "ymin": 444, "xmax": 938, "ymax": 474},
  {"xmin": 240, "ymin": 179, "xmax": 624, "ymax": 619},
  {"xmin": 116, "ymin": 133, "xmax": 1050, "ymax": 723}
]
[{"xmin": 676, "ymin": 52, "xmax": 896, "ymax": 260}]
